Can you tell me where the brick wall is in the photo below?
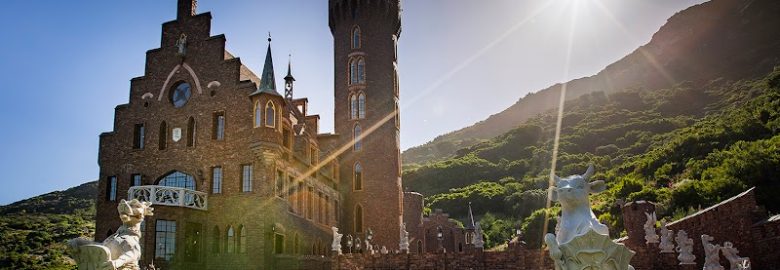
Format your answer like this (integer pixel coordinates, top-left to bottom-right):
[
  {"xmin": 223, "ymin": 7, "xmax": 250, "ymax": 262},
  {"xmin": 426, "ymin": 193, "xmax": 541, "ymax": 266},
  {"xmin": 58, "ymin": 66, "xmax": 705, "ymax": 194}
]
[{"xmin": 331, "ymin": 247, "xmax": 554, "ymax": 270}]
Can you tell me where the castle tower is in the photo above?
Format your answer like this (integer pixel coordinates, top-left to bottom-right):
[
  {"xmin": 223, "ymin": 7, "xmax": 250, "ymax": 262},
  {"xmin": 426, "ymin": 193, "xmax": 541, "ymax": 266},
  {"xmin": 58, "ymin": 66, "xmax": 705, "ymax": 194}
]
[{"xmin": 329, "ymin": 0, "xmax": 403, "ymax": 248}]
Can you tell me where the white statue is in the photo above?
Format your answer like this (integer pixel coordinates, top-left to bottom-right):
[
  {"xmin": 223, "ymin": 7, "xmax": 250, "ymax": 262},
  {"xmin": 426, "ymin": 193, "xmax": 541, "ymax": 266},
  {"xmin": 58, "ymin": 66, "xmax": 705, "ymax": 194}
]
[
  {"xmin": 721, "ymin": 242, "xmax": 750, "ymax": 270},
  {"xmin": 474, "ymin": 222, "xmax": 485, "ymax": 249},
  {"xmin": 399, "ymin": 222, "xmax": 410, "ymax": 253},
  {"xmin": 68, "ymin": 199, "xmax": 154, "ymax": 270},
  {"xmin": 702, "ymin": 235, "xmax": 724, "ymax": 270},
  {"xmin": 658, "ymin": 221, "xmax": 675, "ymax": 253},
  {"xmin": 675, "ymin": 230, "xmax": 696, "ymax": 265},
  {"xmin": 644, "ymin": 212, "xmax": 659, "ymax": 244},
  {"xmin": 546, "ymin": 165, "xmax": 609, "ymax": 245},
  {"xmin": 331, "ymin": 227, "xmax": 343, "ymax": 254},
  {"xmin": 380, "ymin": 246, "xmax": 389, "ymax": 255},
  {"xmin": 175, "ymin": 33, "xmax": 187, "ymax": 56},
  {"xmin": 365, "ymin": 239, "xmax": 374, "ymax": 254},
  {"xmin": 544, "ymin": 165, "xmax": 635, "ymax": 270}
]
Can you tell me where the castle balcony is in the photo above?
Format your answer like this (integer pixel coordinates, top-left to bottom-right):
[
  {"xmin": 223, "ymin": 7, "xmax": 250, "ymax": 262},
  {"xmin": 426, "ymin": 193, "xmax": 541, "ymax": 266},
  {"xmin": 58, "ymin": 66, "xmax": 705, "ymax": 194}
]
[{"xmin": 127, "ymin": 185, "xmax": 208, "ymax": 211}]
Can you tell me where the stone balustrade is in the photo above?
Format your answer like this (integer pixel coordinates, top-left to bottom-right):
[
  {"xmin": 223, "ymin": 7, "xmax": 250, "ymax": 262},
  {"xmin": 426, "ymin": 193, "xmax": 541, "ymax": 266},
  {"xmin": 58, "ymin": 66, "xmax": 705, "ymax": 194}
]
[{"xmin": 127, "ymin": 185, "xmax": 208, "ymax": 211}]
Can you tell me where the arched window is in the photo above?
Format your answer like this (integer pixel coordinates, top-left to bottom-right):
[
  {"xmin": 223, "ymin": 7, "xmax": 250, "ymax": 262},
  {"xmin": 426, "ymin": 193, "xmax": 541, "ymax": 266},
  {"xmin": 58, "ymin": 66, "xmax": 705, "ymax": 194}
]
[
  {"xmin": 158, "ymin": 171, "xmax": 195, "ymax": 190},
  {"xmin": 226, "ymin": 226, "xmax": 235, "ymax": 253},
  {"xmin": 353, "ymin": 124, "xmax": 362, "ymax": 151},
  {"xmin": 294, "ymin": 233, "xmax": 299, "ymax": 254},
  {"xmin": 352, "ymin": 26, "xmax": 361, "ymax": 49},
  {"xmin": 212, "ymin": 226, "xmax": 220, "ymax": 254},
  {"xmin": 254, "ymin": 101, "xmax": 262, "ymax": 128},
  {"xmin": 159, "ymin": 121, "xmax": 167, "ymax": 150},
  {"xmin": 349, "ymin": 59, "xmax": 358, "ymax": 84},
  {"xmin": 358, "ymin": 92, "xmax": 366, "ymax": 119},
  {"xmin": 265, "ymin": 101, "xmax": 276, "ymax": 128},
  {"xmin": 353, "ymin": 163, "xmax": 363, "ymax": 191},
  {"xmin": 238, "ymin": 225, "xmax": 247, "ymax": 253},
  {"xmin": 417, "ymin": 240, "xmax": 423, "ymax": 254},
  {"xmin": 355, "ymin": 204, "xmax": 363, "ymax": 233},
  {"xmin": 186, "ymin": 116, "xmax": 196, "ymax": 147},
  {"xmin": 350, "ymin": 94, "xmax": 357, "ymax": 119},
  {"xmin": 357, "ymin": 58, "xmax": 365, "ymax": 83}
]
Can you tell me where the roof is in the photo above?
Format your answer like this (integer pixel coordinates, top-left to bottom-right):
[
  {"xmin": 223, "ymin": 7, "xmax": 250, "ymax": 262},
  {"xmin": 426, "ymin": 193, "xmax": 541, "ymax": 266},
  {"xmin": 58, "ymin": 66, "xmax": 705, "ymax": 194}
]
[{"xmin": 250, "ymin": 42, "xmax": 281, "ymax": 97}]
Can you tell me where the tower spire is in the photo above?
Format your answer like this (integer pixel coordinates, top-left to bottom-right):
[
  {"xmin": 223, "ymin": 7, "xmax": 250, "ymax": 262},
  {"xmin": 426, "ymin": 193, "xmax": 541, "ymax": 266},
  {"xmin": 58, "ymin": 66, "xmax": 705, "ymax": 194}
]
[
  {"xmin": 253, "ymin": 35, "xmax": 280, "ymax": 96},
  {"xmin": 177, "ymin": 0, "xmax": 197, "ymax": 20},
  {"xmin": 284, "ymin": 54, "xmax": 295, "ymax": 101},
  {"xmin": 467, "ymin": 202, "xmax": 476, "ymax": 230}
]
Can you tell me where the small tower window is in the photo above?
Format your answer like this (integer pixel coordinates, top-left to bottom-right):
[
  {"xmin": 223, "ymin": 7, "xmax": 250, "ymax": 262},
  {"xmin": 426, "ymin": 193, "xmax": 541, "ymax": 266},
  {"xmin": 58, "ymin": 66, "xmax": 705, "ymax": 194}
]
[
  {"xmin": 355, "ymin": 204, "xmax": 363, "ymax": 233},
  {"xmin": 186, "ymin": 117, "xmax": 196, "ymax": 147},
  {"xmin": 226, "ymin": 226, "xmax": 235, "ymax": 253},
  {"xmin": 254, "ymin": 101, "xmax": 262, "ymax": 128},
  {"xmin": 213, "ymin": 112, "xmax": 225, "ymax": 141},
  {"xmin": 265, "ymin": 101, "xmax": 276, "ymax": 128},
  {"xmin": 242, "ymin": 164, "xmax": 253, "ymax": 192},
  {"xmin": 350, "ymin": 59, "xmax": 358, "ymax": 84},
  {"xmin": 211, "ymin": 166, "xmax": 222, "ymax": 194},
  {"xmin": 238, "ymin": 225, "xmax": 247, "ymax": 253},
  {"xmin": 353, "ymin": 163, "xmax": 363, "ymax": 191},
  {"xmin": 352, "ymin": 26, "xmax": 361, "ymax": 49},
  {"xmin": 350, "ymin": 94, "xmax": 358, "ymax": 119},
  {"xmin": 212, "ymin": 226, "xmax": 221, "ymax": 254},
  {"xmin": 353, "ymin": 124, "xmax": 362, "ymax": 151},
  {"xmin": 159, "ymin": 121, "xmax": 168, "ymax": 150},
  {"xmin": 357, "ymin": 58, "xmax": 366, "ymax": 83},
  {"xmin": 107, "ymin": 176, "xmax": 117, "ymax": 201},
  {"xmin": 133, "ymin": 123, "xmax": 145, "ymax": 149},
  {"xmin": 358, "ymin": 92, "xmax": 366, "ymax": 119}
]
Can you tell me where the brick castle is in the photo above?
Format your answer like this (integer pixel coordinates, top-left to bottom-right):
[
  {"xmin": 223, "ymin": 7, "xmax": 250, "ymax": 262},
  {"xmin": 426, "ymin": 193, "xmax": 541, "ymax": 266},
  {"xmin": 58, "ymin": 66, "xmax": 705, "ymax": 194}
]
[{"xmin": 95, "ymin": 0, "xmax": 408, "ymax": 268}]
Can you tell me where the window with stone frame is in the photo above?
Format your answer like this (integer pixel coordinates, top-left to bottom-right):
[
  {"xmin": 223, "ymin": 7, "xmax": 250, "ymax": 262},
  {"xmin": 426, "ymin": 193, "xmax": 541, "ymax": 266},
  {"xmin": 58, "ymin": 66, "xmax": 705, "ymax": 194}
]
[
  {"xmin": 349, "ymin": 57, "xmax": 366, "ymax": 85},
  {"xmin": 107, "ymin": 176, "xmax": 117, "ymax": 201},
  {"xmin": 242, "ymin": 164, "xmax": 253, "ymax": 192},
  {"xmin": 154, "ymin": 220, "xmax": 176, "ymax": 261},
  {"xmin": 353, "ymin": 124, "xmax": 362, "ymax": 151},
  {"xmin": 211, "ymin": 166, "xmax": 222, "ymax": 194},
  {"xmin": 213, "ymin": 112, "xmax": 225, "ymax": 140},
  {"xmin": 355, "ymin": 204, "xmax": 363, "ymax": 233},
  {"xmin": 357, "ymin": 58, "xmax": 366, "ymax": 83},
  {"xmin": 297, "ymin": 182, "xmax": 304, "ymax": 215},
  {"xmin": 274, "ymin": 233, "xmax": 285, "ymax": 254},
  {"xmin": 307, "ymin": 186, "xmax": 314, "ymax": 220},
  {"xmin": 131, "ymin": 174, "xmax": 142, "ymax": 187},
  {"xmin": 350, "ymin": 94, "xmax": 358, "ymax": 119},
  {"xmin": 186, "ymin": 116, "xmax": 196, "ymax": 147},
  {"xmin": 254, "ymin": 100, "xmax": 262, "ymax": 128},
  {"xmin": 238, "ymin": 225, "xmax": 247, "ymax": 253},
  {"xmin": 211, "ymin": 226, "xmax": 220, "ymax": 254},
  {"xmin": 352, "ymin": 26, "xmax": 361, "ymax": 49},
  {"xmin": 353, "ymin": 163, "xmax": 363, "ymax": 191},
  {"xmin": 133, "ymin": 123, "xmax": 145, "ymax": 149},
  {"xmin": 226, "ymin": 226, "xmax": 235, "ymax": 253},
  {"xmin": 265, "ymin": 101, "xmax": 276, "ymax": 128},
  {"xmin": 276, "ymin": 170, "xmax": 284, "ymax": 198},
  {"xmin": 159, "ymin": 171, "xmax": 195, "ymax": 190},
  {"xmin": 358, "ymin": 92, "xmax": 366, "ymax": 118},
  {"xmin": 159, "ymin": 121, "xmax": 168, "ymax": 150}
]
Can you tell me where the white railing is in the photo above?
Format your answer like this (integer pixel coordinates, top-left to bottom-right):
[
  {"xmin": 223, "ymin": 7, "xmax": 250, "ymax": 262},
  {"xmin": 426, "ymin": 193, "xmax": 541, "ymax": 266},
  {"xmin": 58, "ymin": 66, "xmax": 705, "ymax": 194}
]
[{"xmin": 127, "ymin": 185, "xmax": 208, "ymax": 211}]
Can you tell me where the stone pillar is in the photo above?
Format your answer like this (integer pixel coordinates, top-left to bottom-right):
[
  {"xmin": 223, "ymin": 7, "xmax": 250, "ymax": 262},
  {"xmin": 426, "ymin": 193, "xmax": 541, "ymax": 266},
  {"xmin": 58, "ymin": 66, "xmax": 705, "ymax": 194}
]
[{"xmin": 621, "ymin": 201, "xmax": 657, "ymax": 270}]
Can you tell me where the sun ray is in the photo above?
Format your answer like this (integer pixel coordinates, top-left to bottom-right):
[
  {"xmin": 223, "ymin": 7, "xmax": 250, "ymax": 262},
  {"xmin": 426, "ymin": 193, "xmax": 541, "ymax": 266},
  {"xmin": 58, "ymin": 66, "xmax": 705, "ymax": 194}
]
[{"xmin": 541, "ymin": 0, "xmax": 580, "ymax": 256}]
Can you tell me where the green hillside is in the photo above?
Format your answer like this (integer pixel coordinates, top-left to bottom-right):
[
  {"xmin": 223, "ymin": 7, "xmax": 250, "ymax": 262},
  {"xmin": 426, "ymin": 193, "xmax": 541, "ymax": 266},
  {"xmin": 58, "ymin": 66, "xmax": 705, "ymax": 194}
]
[
  {"xmin": 403, "ymin": 0, "xmax": 780, "ymax": 165},
  {"xmin": 0, "ymin": 181, "xmax": 97, "ymax": 269},
  {"xmin": 403, "ymin": 69, "xmax": 780, "ymax": 248}
]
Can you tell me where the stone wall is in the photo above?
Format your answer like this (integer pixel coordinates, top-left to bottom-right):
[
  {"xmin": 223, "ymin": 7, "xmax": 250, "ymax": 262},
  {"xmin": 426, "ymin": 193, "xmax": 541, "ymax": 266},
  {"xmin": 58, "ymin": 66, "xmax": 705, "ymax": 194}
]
[
  {"xmin": 622, "ymin": 187, "xmax": 780, "ymax": 270},
  {"xmin": 331, "ymin": 247, "xmax": 553, "ymax": 270}
]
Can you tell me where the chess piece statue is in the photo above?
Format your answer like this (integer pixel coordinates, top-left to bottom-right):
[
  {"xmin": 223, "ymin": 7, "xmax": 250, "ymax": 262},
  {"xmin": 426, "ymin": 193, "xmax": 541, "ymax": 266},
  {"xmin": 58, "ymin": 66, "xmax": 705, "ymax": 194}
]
[
  {"xmin": 675, "ymin": 230, "xmax": 696, "ymax": 265},
  {"xmin": 474, "ymin": 222, "xmax": 485, "ymax": 249},
  {"xmin": 702, "ymin": 235, "xmax": 724, "ymax": 270},
  {"xmin": 658, "ymin": 221, "xmax": 675, "ymax": 253},
  {"xmin": 644, "ymin": 212, "xmax": 659, "ymax": 244},
  {"xmin": 399, "ymin": 222, "xmax": 410, "ymax": 253},
  {"xmin": 68, "ymin": 199, "xmax": 154, "ymax": 270},
  {"xmin": 721, "ymin": 242, "xmax": 750, "ymax": 270}
]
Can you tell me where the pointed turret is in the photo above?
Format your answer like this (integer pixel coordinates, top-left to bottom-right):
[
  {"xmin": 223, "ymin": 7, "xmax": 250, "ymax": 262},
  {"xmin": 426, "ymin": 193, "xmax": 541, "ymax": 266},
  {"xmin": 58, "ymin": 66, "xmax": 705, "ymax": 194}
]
[
  {"xmin": 284, "ymin": 55, "xmax": 295, "ymax": 101},
  {"xmin": 252, "ymin": 36, "xmax": 281, "ymax": 97},
  {"xmin": 467, "ymin": 202, "xmax": 476, "ymax": 230}
]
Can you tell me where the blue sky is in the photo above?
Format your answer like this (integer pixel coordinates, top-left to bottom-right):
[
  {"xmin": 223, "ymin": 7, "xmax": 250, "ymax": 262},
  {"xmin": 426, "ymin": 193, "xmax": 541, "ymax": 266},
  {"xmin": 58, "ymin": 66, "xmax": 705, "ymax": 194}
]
[{"xmin": 0, "ymin": 0, "xmax": 706, "ymax": 204}]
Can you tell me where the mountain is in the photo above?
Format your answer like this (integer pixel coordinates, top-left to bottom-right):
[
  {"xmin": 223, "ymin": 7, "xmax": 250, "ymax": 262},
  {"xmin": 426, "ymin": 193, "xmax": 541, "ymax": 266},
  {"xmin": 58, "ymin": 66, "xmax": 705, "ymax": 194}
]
[
  {"xmin": 403, "ymin": 0, "xmax": 780, "ymax": 165},
  {"xmin": 0, "ymin": 181, "xmax": 96, "ymax": 269},
  {"xmin": 403, "ymin": 68, "xmax": 780, "ymax": 248}
]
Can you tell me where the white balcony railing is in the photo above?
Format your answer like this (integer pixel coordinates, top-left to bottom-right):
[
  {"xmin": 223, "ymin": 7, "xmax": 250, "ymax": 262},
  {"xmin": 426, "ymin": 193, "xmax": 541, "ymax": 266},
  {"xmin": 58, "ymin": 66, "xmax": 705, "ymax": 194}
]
[{"xmin": 127, "ymin": 185, "xmax": 208, "ymax": 211}]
